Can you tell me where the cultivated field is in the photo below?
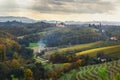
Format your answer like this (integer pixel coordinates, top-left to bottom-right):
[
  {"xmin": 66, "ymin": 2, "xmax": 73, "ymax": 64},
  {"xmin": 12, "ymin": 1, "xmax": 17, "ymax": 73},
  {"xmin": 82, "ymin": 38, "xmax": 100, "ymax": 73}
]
[{"xmin": 58, "ymin": 59, "xmax": 120, "ymax": 80}]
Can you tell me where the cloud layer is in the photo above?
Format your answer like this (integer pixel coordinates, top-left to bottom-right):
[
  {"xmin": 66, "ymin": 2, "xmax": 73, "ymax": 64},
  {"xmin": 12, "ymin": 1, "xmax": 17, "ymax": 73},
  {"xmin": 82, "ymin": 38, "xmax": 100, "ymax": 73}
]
[
  {"xmin": 31, "ymin": 0, "xmax": 115, "ymax": 14},
  {"xmin": 0, "ymin": 0, "xmax": 116, "ymax": 14},
  {"xmin": 0, "ymin": 0, "xmax": 120, "ymax": 21}
]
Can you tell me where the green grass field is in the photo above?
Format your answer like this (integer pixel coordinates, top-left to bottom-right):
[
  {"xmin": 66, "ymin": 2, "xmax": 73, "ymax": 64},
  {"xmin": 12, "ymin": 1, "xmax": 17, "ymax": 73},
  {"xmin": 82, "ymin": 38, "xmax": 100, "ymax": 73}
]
[{"xmin": 28, "ymin": 43, "xmax": 39, "ymax": 48}]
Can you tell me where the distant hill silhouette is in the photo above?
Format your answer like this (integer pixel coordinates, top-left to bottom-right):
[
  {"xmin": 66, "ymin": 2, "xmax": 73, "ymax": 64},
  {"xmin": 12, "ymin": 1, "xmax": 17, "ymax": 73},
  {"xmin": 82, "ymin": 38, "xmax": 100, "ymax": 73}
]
[{"xmin": 0, "ymin": 16, "xmax": 37, "ymax": 23}]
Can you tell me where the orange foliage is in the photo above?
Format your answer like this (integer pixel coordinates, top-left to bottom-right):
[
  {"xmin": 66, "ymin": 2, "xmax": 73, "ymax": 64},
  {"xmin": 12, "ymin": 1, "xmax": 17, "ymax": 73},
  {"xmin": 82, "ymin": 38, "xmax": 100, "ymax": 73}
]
[
  {"xmin": 11, "ymin": 59, "xmax": 20, "ymax": 69},
  {"xmin": 74, "ymin": 59, "xmax": 82, "ymax": 67}
]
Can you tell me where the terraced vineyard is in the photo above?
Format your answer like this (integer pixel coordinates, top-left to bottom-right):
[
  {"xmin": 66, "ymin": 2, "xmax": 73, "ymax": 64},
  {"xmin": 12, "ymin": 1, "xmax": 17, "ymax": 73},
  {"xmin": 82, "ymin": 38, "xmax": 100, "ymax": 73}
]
[{"xmin": 58, "ymin": 59, "xmax": 120, "ymax": 80}]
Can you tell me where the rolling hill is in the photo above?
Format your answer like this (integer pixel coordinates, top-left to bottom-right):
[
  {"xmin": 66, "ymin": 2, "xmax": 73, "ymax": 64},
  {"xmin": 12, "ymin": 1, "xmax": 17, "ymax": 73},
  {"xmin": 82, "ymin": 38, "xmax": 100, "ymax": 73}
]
[
  {"xmin": 46, "ymin": 41, "xmax": 120, "ymax": 57},
  {"xmin": 75, "ymin": 45, "xmax": 120, "ymax": 59},
  {"xmin": 0, "ymin": 16, "xmax": 36, "ymax": 23}
]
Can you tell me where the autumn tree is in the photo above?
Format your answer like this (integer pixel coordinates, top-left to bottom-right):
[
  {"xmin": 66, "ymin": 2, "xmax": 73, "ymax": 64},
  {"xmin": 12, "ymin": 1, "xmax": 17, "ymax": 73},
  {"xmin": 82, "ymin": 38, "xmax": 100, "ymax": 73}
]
[
  {"xmin": 13, "ymin": 52, "xmax": 18, "ymax": 59},
  {"xmin": 24, "ymin": 68, "xmax": 33, "ymax": 80},
  {"xmin": 11, "ymin": 59, "xmax": 20, "ymax": 69}
]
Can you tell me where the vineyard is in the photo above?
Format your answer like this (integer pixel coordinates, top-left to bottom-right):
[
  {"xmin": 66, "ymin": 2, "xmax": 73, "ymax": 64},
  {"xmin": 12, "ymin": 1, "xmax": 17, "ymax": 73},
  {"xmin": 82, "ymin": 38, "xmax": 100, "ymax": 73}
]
[
  {"xmin": 75, "ymin": 45, "xmax": 120, "ymax": 58},
  {"xmin": 58, "ymin": 59, "xmax": 120, "ymax": 80},
  {"xmin": 46, "ymin": 41, "xmax": 120, "ymax": 57}
]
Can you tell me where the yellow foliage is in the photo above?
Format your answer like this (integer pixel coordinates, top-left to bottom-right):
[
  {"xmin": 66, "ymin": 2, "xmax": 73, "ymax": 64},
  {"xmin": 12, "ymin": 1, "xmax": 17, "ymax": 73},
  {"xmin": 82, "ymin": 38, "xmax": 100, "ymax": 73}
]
[
  {"xmin": 58, "ymin": 41, "xmax": 102, "ymax": 53},
  {"xmin": 24, "ymin": 68, "xmax": 33, "ymax": 80},
  {"xmin": 75, "ymin": 45, "xmax": 120, "ymax": 57},
  {"xmin": 0, "ymin": 38, "xmax": 21, "ymax": 50},
  {"xmin": 0, "ymin": 38, "xmax": 21, "ymax": 61},
  {"xmin": 13, "ymin": 52, "xmax": 18, "ymax": 59}
]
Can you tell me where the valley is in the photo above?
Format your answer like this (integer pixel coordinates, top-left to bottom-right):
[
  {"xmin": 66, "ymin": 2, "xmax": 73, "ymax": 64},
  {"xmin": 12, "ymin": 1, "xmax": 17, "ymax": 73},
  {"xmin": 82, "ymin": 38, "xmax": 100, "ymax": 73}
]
[{"xmin": 0, "ymin": 20, "xmax": 120, "ymax": 80}]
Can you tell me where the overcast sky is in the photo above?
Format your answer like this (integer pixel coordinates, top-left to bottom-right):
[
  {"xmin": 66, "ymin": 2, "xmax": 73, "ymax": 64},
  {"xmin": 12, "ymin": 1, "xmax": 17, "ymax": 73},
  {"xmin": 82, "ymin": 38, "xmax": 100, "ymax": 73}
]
[{"xmin": 0, "ymin": 0, "xmax": 120, "ymax": 21}]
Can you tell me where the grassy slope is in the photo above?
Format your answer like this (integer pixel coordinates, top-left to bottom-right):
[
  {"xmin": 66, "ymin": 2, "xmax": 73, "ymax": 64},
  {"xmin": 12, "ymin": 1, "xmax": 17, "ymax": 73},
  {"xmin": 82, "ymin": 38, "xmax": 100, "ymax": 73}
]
[
  {"xmin": 45, "ymin": 41, "xmax": 120, "ymax": 77},
  {"xmin": 57, "ymin": 41, "xmax": 102, "ymax": 53},
  {"xmin": 75, "ymin": 45, "xmax": 120, "ymax": 58},
  {"xmin": 47, "ymin": 41, "xmax": 120, "ymax": 55},
  {"xmin": 44, "ymin": 41, "xmax": 103, "ymax": 58},
  {"xmin": 46, "ymin": 41, "xmax": 102, "ymax": 55}
]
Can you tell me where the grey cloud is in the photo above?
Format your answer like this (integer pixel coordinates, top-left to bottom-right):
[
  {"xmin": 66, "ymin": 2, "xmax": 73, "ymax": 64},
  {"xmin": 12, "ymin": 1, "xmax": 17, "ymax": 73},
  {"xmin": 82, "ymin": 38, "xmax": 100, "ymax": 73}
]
[
  {"xmin": 54, "ymin": 0, "xmax": 75, "ymax": 2},
  {"xmin": 0, "ymin": 0, "xmax": 115, "ymax": 14},
  {"xmin": 32, "ymin": 0, "xmax": 115, "ymax": 14}
]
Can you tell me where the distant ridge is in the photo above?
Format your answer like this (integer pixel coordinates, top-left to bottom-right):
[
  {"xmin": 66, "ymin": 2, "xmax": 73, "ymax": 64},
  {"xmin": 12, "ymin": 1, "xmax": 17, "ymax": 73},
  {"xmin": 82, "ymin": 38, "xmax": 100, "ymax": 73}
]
[
  {"xmin": 0, "ymin": 16, "xmax": 37, "ymax": 23},
  {"xmin": 65, "ymin": 21, "xmax": 120, "ymax": 25},
  {"xmin": 0, "ymin": 16, "xmax": 120, "ymax": 25}
]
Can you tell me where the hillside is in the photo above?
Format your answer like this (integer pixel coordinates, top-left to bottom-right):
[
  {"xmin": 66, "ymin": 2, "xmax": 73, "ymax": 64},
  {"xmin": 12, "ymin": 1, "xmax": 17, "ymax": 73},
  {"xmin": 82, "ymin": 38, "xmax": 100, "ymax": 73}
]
[
  {"xmin": 0, "ymin": 38, "xmax": 21, "ymax": 61},
  {"xmin": 58, "ymin": 59, "xmax": 120, "ymax": 80},
  {"xmin": 0, "ymin": 31, "xmax": 33, "ymax": 60},
  {"xmin": 0, "ymin": 31, "xmax": 16, "ymax": 39},
  {"xmin": 0, "ymin": 38, "xmax": 20, "ymax": 50},
  {"xmin": 0, "ymin": 21, "xmax": 55, "ymax": 36},
  {"xmin": 45, "ymin": 41, "xmax": 120, "ymax": 59},
  {"xmin": 0, "ymin": 32, "xmax": 19, "ymax": 50},
  {"xmin": 54, "ymin": 41, "xmax": 119, "ymax": 53},
  {"xmin": 43, "ymin": 27, "xmax": 106, "ymax": 47},
  {"xmin": 75, "ymin": 45, "xmax": 120, "ymax": 59}
]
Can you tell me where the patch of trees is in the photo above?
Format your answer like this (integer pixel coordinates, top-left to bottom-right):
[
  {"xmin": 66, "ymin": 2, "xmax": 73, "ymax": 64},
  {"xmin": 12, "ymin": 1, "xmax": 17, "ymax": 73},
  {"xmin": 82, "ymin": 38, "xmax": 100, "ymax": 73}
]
[
  {"xmin": 0, "ymin": 38, "xmax": 33, "ymax": 61},
  {"xmin": 0, "ymin": 59, "xmax": 35, "ymax": 80},
  {"xmin": 50, "ymin": 53, "xmax": 78, "ymax": 64},
  {"xmin": 0, "ymin": 21, "xmax": 55, "ymax": 36},
  {"xmin": 0, "ymin": 31, "xmax": 16, "ymax": 40},
  {"xmin": 0, "ymin": 38, "xmax": 34, "ymax": 79},
  {"xmin": 48, "ymin": 59, "xmax": 83, "ymax": 80},
  {"xmin": 18, "ymin": 46, "xmax": 33, "ymax": 59},
  {"xmin": 18, "ymin": 34, "xmax": 42, "ymax": 47},
  {"xmin": 30, "ymin": 63, "xmax": 45, "ymax": 80},
  {"xmin": 77, "ymin": 51, "xmax": 112, "ymax": 66}
]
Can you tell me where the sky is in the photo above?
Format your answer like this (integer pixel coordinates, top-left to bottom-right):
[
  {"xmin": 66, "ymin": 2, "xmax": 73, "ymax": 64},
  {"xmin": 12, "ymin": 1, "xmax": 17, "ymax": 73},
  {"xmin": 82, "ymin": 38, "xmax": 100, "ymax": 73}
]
[{"xmin": 0, "ymin": 0, "xmax": 120, "ymax": 21}]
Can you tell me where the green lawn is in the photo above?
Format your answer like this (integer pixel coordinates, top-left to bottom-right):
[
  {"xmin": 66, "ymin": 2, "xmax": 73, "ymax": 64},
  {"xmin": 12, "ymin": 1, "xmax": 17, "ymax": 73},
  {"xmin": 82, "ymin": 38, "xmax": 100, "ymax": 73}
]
[{"xmin": 28, "ymin": 43, "xmax": 39, "ymax": 48}]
